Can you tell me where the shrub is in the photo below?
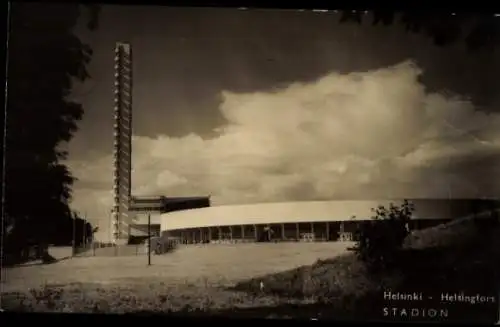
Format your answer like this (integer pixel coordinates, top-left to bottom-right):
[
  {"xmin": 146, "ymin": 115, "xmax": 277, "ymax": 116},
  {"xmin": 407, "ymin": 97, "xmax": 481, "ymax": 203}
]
[
  {"xmin": 473, "ymin": 207, "xmax": 500, "ymax": 234},
  {"xmin": 353, "ymin": 200, "xmax": 415, "ymax": 271}
]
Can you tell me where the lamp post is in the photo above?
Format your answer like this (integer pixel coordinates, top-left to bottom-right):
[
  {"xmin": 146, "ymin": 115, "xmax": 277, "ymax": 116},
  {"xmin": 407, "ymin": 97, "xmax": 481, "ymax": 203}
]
[
  {"xmin": 72, "ymin": 214, "xmax": 76, "ymax": 257},
  {"xmin": 148, "ymin": 213, "xmax": 151, "ymax": 266},
  {"xmin": 83, "ymin": 212, "xmax": 87, "ymax": 250}
]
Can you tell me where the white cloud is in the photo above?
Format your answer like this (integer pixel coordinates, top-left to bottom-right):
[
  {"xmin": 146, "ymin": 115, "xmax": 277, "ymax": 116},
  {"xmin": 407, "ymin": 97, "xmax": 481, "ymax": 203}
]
[{"xmin": 67, "ymin": 60, "xmax": 500, "ymax": 240}]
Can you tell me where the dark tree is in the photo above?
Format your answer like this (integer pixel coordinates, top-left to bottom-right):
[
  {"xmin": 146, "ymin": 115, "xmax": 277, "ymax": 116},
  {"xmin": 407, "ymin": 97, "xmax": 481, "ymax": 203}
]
[
  {"xmin": 45, "ymin": 211, "xmax": 96, "ymax": 248},
  {"xmin": 4, "ymin": 3, "xmax": 99, "ymax": 263},
  {"xmin": 71, "ymin": 212, "xmax": 96, "ymax": 249},
  {"xmin": 340, "ymin": 11, "xmax": 500, "ymax": 51},
  {"xmin": 353, "ymin": 200, "xmax": 415, "ymax": 272}
]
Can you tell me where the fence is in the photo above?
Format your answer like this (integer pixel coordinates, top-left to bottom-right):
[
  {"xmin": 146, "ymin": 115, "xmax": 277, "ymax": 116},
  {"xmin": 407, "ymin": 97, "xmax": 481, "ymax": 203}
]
[
  {"xmin": 73, "ymin": 238, "xmax": 180, "ymax": 257},
  {"xmin": 71, "ymin": 235, "xmax": 355, "ymax": 257},
  {"xmin": 73, "ymin": 242, "xmax": 150, "ymax": 257}
]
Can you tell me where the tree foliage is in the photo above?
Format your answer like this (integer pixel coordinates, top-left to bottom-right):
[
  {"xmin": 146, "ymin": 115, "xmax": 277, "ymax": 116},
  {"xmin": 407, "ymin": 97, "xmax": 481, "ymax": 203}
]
[
  {"xmin": 353, "ymin": 200, "xmax": 414, "ymax": 271},
  {"xmin": 4, "ymin": 3, "xmax": 98, "ymax": 261},
  {"xmin": 3, "ymin": 211, "xmax": 96, "ymax": 265},
  {"xmin": 340, "ymin": 11, "xmax": 500, "ymax": 51}
]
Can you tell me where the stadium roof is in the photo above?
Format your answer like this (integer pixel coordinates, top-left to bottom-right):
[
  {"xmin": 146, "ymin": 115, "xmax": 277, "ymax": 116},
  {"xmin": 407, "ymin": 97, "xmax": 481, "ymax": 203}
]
[
  {"xmin": 160, "ymin": 199, "xmax": 499, "ymax": 231},
  {"xmin": 164, "ymin": 196, "xmax": 210, "ymax": 204},
  {"xmin": 130, "ymin": 195, "xmax": 210, "ymax": 213}
]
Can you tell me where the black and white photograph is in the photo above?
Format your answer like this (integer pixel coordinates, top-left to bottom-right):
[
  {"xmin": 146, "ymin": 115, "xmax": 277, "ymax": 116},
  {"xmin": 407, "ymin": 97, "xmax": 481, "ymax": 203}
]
[{"xmin": 2, "ymin": 3, "xmax": 500, "ymax": 322}]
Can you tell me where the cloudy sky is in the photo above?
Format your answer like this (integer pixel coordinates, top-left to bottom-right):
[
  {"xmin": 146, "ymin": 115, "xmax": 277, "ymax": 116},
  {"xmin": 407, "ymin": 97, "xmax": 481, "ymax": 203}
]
[{"xmin": 66, "ymin": 6, "xmax": 500, "ymax": 241}]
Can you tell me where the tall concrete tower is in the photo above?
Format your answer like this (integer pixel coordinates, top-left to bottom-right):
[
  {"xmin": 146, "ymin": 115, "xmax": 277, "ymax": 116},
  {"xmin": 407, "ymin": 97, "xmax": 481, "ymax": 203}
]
[{"xmin": 112, "ymin": 42, "xmax": 133, "ymax": 244}]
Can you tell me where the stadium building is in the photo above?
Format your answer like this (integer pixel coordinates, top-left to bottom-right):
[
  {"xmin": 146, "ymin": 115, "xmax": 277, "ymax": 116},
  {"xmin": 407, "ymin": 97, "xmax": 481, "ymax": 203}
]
[
  {"xmin": 157, "ymin": 199, "xmax": 498, "ymax": 244},
  {"xmin": 111, "ymin": 42, "xmax": 499, "ymax": 246},
  {"xmin": 111, "ymin": 42, "xmax": 210, "ymax": 244}
]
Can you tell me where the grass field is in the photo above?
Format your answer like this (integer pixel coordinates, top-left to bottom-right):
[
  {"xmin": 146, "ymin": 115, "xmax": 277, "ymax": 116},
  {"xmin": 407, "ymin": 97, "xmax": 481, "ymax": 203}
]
[
  {"xmin": 3, "ymin": 215, "xmax": 499, "ymax": 319},
  {"xmin": 1, "ymin": 242, "xmax": 351, "ymax": 313}
]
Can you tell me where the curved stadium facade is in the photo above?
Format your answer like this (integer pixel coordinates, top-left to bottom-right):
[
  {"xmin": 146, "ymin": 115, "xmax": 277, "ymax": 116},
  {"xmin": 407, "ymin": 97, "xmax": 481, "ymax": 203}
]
[{"xmin": 154, "ymin": 199, "xmax": 497, "ymax": 244}]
